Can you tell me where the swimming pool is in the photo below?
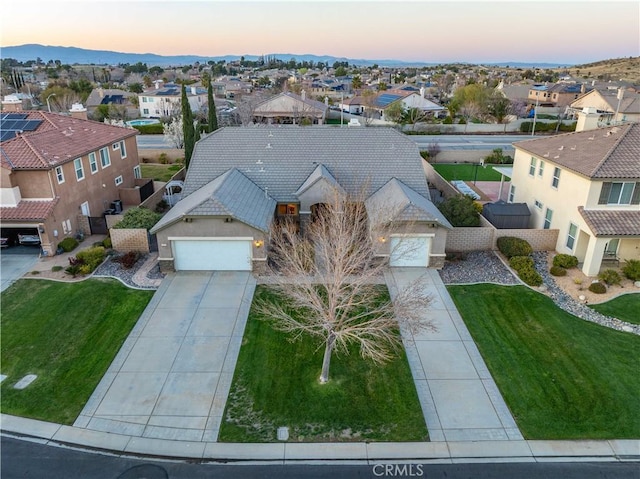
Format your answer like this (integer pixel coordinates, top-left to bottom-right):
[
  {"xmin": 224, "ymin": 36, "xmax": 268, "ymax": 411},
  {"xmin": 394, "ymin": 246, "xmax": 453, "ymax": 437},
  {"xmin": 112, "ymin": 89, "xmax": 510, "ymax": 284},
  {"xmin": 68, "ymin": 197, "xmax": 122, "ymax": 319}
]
[{"xmin": 126, "ymin": 119, "xmax": 161, "ymax": 126}]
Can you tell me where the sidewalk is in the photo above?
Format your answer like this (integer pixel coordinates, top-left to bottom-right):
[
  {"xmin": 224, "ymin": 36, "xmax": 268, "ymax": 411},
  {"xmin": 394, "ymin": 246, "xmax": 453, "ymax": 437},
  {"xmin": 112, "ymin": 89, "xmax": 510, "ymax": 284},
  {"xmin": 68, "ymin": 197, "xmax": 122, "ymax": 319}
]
[
  {"xmin": 386, "ymin": 268, "xmax": 522, "ymax": 442},
  {"xmin": 2, "ymin": 413, "xmax": 638, "ymax": 463}
]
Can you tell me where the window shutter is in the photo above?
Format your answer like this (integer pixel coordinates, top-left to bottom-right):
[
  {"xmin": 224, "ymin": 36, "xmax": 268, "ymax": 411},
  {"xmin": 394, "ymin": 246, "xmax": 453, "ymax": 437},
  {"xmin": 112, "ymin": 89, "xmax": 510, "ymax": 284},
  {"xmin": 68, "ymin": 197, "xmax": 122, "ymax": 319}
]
[
  {"xmin": 598, "ymin": 182, "xmax": 611, "ymax": 205},
  {"xmin": 631, "ymin": 182, "xmax": 640, "ymax": 205}
]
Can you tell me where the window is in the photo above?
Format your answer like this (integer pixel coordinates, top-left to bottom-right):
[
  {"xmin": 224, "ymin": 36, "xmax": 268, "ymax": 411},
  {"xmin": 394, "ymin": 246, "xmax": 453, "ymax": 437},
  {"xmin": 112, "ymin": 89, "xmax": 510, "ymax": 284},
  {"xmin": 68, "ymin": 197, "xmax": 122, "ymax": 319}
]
[
  {"xmin": 599, "ymin": 182, "xmax": 638, "ymax": 205},
  {"xmin": 89, "ymin": 152, "xmax": 98, "ymax": 174},
  {"xmin": 142, "ymin": 97, "xmax": 148, "ymax": 103},
  {"xmin": 115, "ymin": 175, "xmax": 123, "ymax": 186},
  {"xmin": 529, "ymin": 157, "xmax": 536, "ymax": 176},
  {"xmin": 543, "ymin": 208, "xmax": 553, "ymax": 229},
  {"xmin": 143, "ymin": 108, "xmax": 149, "ymax": 115},
  {"xmin": 508, "ymin": 185, "xmax": 515, "ymax": 203},
  {"xmin": 55, "ymin": 166, "xmax": 64, "ymax": 184},
  {"xmin": 277, "ymin": 204, "xmax": 298, "ymax": 215},
  {"xmin": 62, "ymin": 219, "xmax": 71, "ymax": 235},
  {"xmin": 74, "ymin": 158, "xmax": 84, "ymax": 181},
  {"xmin": 552, "ymin": 167, "xmax": 561, "ymax": 188},
  {"xmin": 133, "ymin": 165, "xmax": 141, "ymax": 179},
  {"xmin": 119, "ymin": 140, "xmax": 127, "ymax": 159},
  {"xmin": 534, "ymin": 200, "xmax": 543, "ymax": 209},
  {"xmin": 566, "ymin": 223, "xmax": 578, "ymax": 250},
  {"xmin": 538, "ymin": 160, "xmax": 544, "ymax": 177},
  {"xmin": 112, "ymin": 143, "xmax": 120, "ymax": 151},
  {"xmin": 100, "ymin": 147, "xmax": 110, "ymax": 168}
]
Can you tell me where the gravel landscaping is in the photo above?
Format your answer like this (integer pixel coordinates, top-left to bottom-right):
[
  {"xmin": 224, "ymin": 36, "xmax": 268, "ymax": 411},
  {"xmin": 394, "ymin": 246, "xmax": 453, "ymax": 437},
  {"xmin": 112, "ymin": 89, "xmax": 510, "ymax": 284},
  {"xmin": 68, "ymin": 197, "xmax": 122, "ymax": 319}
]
[
  {"xmin": 439, "ymin": 250, "xmax": 639, "ymax": 335},
  {"xmin": 93, "ymin": 254, "xmax": 164, "ymax": 289}
]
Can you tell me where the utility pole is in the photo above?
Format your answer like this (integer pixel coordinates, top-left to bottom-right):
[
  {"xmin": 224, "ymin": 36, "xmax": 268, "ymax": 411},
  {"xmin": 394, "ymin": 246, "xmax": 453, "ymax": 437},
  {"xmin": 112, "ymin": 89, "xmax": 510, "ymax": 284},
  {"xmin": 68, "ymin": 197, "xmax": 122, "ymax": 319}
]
[{"xmin": 531, "ymin": 97, "xmax": 539, "ymax": 136}]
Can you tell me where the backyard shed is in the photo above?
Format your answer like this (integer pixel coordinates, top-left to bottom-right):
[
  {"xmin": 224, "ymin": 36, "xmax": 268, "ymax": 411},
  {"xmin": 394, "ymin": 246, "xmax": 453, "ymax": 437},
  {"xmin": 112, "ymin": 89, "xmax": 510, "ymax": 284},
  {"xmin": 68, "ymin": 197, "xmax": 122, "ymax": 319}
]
[{"xmin": 482, "ymin": 201, "xmax": 531, "ymax": 229}]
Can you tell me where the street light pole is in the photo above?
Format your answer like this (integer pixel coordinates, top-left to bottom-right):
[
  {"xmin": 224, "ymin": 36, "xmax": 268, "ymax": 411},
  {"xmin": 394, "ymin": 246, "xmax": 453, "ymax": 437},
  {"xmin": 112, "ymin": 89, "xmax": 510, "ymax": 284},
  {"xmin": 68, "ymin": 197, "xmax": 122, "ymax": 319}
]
[
  {"xmin": 531, "ymin": 97, "xmax": 539, "ymax": 136},
  {"xmin": 46, "ymin": 93, "xmax": 56, "ymax": 113}
]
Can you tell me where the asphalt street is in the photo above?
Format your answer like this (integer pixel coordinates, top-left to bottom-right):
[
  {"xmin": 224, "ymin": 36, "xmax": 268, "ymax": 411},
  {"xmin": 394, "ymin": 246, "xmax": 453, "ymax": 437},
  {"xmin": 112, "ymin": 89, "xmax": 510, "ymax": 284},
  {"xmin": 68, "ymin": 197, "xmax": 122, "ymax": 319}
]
[{"xmin": 3, "ymin": 437, "xmax": 638, "ymax": 479}]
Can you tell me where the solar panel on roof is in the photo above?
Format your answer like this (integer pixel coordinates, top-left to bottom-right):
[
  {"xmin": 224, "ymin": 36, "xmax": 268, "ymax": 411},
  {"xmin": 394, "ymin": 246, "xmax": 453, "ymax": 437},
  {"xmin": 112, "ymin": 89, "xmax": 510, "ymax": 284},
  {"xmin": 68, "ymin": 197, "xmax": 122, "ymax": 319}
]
[
  {"xmin": 376, "ymin": 94, "xmax": 401, "ymax": 107},
  {"xmin": 1, "ymin": 120, "xmax": 18, "ymax": 130},
  {"xmin": 1, "ymin": 113, "xmax": 28, "ymax": 121},
  {"xmin": 21, "ymin": 120, "xmax": 42, "ymax": 131},
  {"xmin": 1, "ymin": 130, "xmax": 17, "ymax": 142}
]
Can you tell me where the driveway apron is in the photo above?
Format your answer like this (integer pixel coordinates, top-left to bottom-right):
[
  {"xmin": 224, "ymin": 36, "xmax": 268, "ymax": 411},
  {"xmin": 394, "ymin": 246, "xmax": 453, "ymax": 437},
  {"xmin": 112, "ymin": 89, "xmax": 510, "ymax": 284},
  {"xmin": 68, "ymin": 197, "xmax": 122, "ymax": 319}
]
[
  {"xmin": 74, "ymin": 271, "xmax": 255, "ymax": 442},
  {"xmin": 386, "ymin": 268, "xmax": 523, "ymax": 442}
]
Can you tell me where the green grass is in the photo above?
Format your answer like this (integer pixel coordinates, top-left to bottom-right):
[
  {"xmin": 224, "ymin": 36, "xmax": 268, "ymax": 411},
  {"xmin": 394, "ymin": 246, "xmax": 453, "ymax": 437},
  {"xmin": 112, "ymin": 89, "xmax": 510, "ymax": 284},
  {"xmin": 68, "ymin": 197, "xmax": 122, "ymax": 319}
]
[
  {"xmin": 448, "ymin": 284, "xmax": 640, "ymax": 439},
  {"xmin": 432, "ymin": 163, "xmax": 502, "ymax": 181},
  {"xmin": 140, "ymin": 163, "xmax": 182, "ymax": 182},
  {"xmin": 590, "ymin": 293, "xmax": 640, "ymax": 325},
  {"xmin": 1, "ymin": 279, "xmax": 153, "ymax": 424},
  {"xmin": 219, "ymin": 286, "xmax": 427, "ymax": 443}
]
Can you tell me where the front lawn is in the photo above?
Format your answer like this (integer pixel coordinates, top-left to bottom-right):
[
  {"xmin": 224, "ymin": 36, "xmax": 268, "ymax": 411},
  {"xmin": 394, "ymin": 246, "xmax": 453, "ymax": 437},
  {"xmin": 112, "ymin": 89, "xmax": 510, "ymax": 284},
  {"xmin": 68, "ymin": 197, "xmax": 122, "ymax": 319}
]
[
  {"xmin": 432, "ymin": 163, "xmax": 502, "ymax": 181},
  {"xmin": 448, "ymin": 284, "xmax": 640, "ymax": 439},
  {"xmin": 590, "ymin": 293, "xmax": 640, "ymax": 325},
  {"xmin": 219, "ymin": 286, "xmax": 427, "ymax": 442},
  {"xmin": 1, "ymin": 279, "xmax": 153, "ymax": 424}
]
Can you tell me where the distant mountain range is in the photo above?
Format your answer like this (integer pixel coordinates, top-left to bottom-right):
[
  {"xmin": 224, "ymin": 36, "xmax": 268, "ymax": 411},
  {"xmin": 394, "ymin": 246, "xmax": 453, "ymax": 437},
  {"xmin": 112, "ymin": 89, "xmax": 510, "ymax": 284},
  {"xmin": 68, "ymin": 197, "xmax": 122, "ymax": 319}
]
[{"xmin": 1, "ymin": 44, "xmax": 569, "ymax": 69}]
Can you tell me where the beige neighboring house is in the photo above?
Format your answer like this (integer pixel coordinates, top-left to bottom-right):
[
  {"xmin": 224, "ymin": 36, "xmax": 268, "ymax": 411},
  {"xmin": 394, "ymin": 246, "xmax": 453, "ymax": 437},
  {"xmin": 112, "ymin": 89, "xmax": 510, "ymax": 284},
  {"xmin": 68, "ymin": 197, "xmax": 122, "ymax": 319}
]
[
  {"xmin": 85, "ymin": 88, "xmax": 139, "ymax": 120},
  {"xmin": 252, "ymin": 91, "xmax": 329, "ymax": 124},
  {"xmin": 150, "ymin": 127, "xmax": 452, "ymax": 272},
  {"xmin": 0, "ymin": 107, "xmax": 145, "ymax": 256},
  {"xmin": 510, "ymin": 115, "xmax": 640, "ymax": 276},
  {"xmin": 138, "ymin": 84, "xmax": 207, "ymax": 118},
  {"xmin": 566, "ymin": 88, "xmax": 640, "ymax": 125}
]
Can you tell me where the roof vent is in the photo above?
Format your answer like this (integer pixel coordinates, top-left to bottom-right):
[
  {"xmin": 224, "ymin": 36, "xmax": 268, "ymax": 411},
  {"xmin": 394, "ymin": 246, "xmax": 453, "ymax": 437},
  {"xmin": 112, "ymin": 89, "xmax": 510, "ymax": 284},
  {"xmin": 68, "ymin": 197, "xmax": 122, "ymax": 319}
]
[
  {"xmin": 256, "ymin": 158, "xmax": 263, "ymax": 164},
  {"xmin": 570, "ymin": 145, "xmax": 576, "ymax": 150},
  {"xmin": 266, "ymin": 143, "xmax": 272, "ymax": 149},
  {"xmin": 558, "ymin": 145, "xmax": 564, "ymax": 150},
  {"xmin": 543, "ymin": 152, "xmax": 549, "ymax": 157}
]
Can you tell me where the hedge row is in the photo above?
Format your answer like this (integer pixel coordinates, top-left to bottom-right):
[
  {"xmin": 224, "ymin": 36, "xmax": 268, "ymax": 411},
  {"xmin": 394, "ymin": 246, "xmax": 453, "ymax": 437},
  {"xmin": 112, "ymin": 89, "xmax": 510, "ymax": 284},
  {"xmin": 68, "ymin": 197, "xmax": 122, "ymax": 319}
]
[{"xmin": 509, "ymin": 255, "xmax": 543, "ymax": 286}]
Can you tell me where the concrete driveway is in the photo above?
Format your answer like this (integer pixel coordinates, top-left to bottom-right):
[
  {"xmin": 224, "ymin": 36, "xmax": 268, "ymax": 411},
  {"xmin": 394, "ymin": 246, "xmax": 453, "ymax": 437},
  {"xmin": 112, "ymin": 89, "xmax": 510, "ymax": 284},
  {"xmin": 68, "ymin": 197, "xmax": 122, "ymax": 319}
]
[
  {"xmin": 1, "ymin": 252, "xmax": 39, "ymax": 292},
  {"xmin": 75, "ymin": 271, "xmax": 255, "ymax": 442}
]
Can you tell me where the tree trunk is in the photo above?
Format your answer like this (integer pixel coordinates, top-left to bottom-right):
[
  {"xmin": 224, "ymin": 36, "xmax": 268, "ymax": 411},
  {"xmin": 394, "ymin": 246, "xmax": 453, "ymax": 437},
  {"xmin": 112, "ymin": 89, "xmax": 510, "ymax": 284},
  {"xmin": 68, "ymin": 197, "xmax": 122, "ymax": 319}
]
[{"xmin": 319, "ymin": 332, "xmax": 336, "ymax": 384}]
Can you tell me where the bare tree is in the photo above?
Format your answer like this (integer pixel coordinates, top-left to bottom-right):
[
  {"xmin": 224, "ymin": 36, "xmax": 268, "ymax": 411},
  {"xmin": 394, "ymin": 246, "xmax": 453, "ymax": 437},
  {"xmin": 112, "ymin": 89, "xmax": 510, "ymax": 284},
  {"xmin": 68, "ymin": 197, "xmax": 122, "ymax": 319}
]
[
  {"xmin": 163, "ymin": 116, "xmax": 184, "ymax": 148},
  {"xmin": 427, "ymin": 141, "xmax": 441, "ymax": 162},
  {"xmin": 256, "ymin": 186, "xmax": 435, "ymax": 384}
]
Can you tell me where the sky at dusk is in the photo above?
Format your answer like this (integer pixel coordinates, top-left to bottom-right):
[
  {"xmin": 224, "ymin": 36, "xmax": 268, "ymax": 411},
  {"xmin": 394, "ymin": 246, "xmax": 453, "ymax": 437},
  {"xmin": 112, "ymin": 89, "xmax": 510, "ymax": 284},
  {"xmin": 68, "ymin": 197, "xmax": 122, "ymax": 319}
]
[{"xmin": 2, "ymin": 0, "xmax": 639, "ymax": 64}]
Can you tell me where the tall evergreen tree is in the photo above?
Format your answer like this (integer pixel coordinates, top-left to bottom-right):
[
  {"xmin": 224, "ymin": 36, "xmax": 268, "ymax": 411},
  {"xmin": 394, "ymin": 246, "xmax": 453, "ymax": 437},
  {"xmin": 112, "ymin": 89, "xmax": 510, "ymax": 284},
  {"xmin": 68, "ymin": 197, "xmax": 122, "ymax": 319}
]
[
  {"xmin": 181, "ymin": 85, "xmax": 195, "ymax": 169},
  {"xmin": 207, "ymin": 82, "xmax": 218, "ymax": 133}
]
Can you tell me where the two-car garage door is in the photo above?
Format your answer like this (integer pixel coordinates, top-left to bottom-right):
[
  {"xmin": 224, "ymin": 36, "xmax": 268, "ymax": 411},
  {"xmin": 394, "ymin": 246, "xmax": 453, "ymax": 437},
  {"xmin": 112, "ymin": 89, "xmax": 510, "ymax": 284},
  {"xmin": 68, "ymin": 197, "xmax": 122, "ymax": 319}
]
[
  {"xmin": 389, "ymin": 235, "xmax": 431, "ymax": 267},
  {"xmin": 173, "ymin": 239, "xmax": 252, "ymax": 271}
]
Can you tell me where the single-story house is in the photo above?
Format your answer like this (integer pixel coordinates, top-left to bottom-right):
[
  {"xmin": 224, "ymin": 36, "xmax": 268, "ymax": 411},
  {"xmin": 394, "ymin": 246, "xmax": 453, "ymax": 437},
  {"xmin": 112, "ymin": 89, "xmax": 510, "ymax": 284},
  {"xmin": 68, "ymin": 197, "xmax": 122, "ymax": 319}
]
[{"xmin": 151, "ymin": 127, "xmax": 452, "ymax": 272}]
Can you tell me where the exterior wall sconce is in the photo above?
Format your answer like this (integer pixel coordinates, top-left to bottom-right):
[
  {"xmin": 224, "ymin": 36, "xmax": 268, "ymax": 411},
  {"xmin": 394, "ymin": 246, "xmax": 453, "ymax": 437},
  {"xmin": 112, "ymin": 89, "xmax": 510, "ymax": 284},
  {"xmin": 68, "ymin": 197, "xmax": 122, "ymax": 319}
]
[
  {"xmin": 254, "ymin": 239, "xmax": 264, "ymax": 248},
  {"xmin": 378, "ymin": 236, "xmax": 387, "ymax": 243},
  {"xmin": 184, "ymin": 217, "xmax": 193, "ymax": 223},
  {"xmin": 38, "ymin": 225, "xmax": 45, "ymax": 233}
]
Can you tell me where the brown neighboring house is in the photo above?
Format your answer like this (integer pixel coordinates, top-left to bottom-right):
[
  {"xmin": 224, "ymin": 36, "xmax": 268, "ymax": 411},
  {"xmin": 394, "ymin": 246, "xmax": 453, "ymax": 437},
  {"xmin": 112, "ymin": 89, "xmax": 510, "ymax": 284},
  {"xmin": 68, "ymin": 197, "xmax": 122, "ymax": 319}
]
[{"xmin": 0, "ymin": 110, "xmax": 146, "ymax": 256}]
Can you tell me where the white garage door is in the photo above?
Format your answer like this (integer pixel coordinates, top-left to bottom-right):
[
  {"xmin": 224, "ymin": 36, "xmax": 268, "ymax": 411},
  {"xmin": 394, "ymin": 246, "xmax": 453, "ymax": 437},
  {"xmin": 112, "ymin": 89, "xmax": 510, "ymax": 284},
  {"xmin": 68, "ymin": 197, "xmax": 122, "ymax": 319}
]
[
  {"xmin": 389, "ymin": 236, "xmax": 430, "ymax": 267},
  {"xmin": 173, "ymin": 239, "xmax": 252, "ymax": 271}
]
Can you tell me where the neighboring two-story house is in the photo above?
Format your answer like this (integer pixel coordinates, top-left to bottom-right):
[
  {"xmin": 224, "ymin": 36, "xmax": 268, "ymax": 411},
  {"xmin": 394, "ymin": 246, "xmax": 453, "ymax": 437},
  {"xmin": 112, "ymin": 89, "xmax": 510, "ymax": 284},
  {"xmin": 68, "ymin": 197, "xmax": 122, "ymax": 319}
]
[
  {"xmin": 509, "ymin": 119, "xmax": 640, "ymax": 276},
  {"xmin": 0, "ymin": 109, "xmax": 143, "ymax": 256},
  {"xmin": 566, "ymin": 88, "xmax": 640, "ymax": 125},
  {"xmin": 138, "ymin": 84, "xmax": 207, "ymax": 118},
  {"xmin": 528, "ymin": 83, "xmax": 586, "ymax": 108}
]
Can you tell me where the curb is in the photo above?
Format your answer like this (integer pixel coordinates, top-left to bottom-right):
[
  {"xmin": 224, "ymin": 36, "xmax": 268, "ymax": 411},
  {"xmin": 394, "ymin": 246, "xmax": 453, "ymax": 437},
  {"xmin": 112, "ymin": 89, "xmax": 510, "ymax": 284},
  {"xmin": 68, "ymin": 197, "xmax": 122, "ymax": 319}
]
[{"xmin": 2, "ymin": 415, "xmax": 639, "ymax": 464}]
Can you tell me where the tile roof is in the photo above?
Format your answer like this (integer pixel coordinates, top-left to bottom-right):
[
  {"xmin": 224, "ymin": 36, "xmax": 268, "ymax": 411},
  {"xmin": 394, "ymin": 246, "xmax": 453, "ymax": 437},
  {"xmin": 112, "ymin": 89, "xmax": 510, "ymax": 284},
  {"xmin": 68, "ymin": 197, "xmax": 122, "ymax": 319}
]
[
  {"xmin": 253, "ymin": 92, "xmax": 327, "ymax": 115},
  {"xmin": 151, "ymin": 169, "xmax": 276, "ymax": 233},
  {"xmin": 0, "ymin": 112, "xmax": 137, "ymax": 170},
  {"xmin": 366, "ymin": 178, "xmax": 452, "ymax": 229},
  {"xmin": 295, "ymin": 164, "xmax": 343, "ymax": 196},
  {"xmin": 184, "ymin": 127, "xmax": 430, "ymax": 203},
  {"xmin": 578, "ymin": 207, "xmax": 640, "ymax": 237},
  {"xmin": 513, "ymin": 123, "xmax": 640, "ymax": 179},
  {"xmin": 0, "ymin": 198, "xmax": 59, "ymax": 221}
]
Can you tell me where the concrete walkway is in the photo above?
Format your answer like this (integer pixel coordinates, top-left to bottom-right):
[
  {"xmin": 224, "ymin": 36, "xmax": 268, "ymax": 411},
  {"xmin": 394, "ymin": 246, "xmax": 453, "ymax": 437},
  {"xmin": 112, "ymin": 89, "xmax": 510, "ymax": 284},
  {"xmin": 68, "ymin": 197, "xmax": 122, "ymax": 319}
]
[
  {"xmin": 385, "ymin": 267, "xmax": 523, "ymax": 442},
  {"xmin": 73, "ymin": 271, "xmax": 255, "ymax": 442}
]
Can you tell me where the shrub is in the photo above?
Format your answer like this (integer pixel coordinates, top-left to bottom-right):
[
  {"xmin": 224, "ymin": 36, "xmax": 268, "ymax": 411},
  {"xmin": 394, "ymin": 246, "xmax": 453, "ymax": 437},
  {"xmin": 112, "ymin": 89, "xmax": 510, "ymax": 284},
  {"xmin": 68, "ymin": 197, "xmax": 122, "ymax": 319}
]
[
  {"xmin": 51, "ymin": 265, "xmax": 63, "ymax": 272},
  {"xmin": 155, "ymin": 199, "xmax": 169, "ymax": 213},
  {"xmin": 588, "ymin": 281, "xmax": 607, "ymax": 294},
  {"xmin": 622, "ymin": 259, "xmax": 640, "ymax": 281},
  {"xmin": 553, "ymin": 254, "xmax": 578, "ymax": 269},
  {"xmin": 158, "ymin": 153, "xmax": 169, "ymax": 164},
  {"xmin": 437, "ymin": 194, "xmax": 480, "ymax": 227},
  {"xmin": 58, "ymin": 237, "xmax": 79, "ymax": 252},
  {"xmin": 550, "ymin": 265, "xmax": 567, "ymax": 276},
  {"xmin": 443, "ymin": 116, "xmax": 453, "ymax": 124},
  {"xmin": 599, "ymin": 269, "xmax": 621, "ymax": 286},
  {"xmin": 31, "ymin": 270, "xmax": 40, "ymax": 275},
  {"xmin": 115, "ymin": 251, "xmax": 141, "ymax": 269},
  {"xmin": 65, "ymin": 264, "xmax": 82, "ymax": 277},
  {"xmin": 112, "ymin": 207, "xmax": 161, "ymax": 230},
  {"xmin": 509, "ymin": 255, "xmax": 534, "ymax": 271},
  {"xmin": 102, "ymin": 237, "xmax": 112, "ymax": 249},
  {"xmin": 75, "ymin": 246, "xmax": 106, "ymax": 273},
  {"xmin": 497, "ymin": 237, "xmax": 533, "ymax": 258},
  {"xmin": 446, "ymin": 252, "xmax": 467, "ymax": 262},
  {"xmin": 518, "ymin": 266, "xmax": 543, "ymax": 286},
  {"xmin": 132, "ymin": 123, "xmax": 164, "ymax": 135},
  {"xmin": 484, "ymin": 148, "xmax": 513, "ymax": 165}
]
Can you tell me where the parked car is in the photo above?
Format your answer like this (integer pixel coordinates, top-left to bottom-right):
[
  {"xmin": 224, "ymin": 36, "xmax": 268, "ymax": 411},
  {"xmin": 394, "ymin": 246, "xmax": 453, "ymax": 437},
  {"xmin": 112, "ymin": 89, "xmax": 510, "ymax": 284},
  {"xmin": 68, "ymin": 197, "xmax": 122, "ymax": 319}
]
[{"xmin": 17, "ymin": 234, "xmax": 41, "ymax": 246}]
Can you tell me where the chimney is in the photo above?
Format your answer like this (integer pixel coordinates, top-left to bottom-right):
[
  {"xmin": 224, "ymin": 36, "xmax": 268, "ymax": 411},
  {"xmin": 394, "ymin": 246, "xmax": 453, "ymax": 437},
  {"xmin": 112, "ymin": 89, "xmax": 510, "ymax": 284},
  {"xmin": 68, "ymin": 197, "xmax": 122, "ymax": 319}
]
[
  {"xmin": 98, "ymin": 87, "xmax": 104, "ymax": 98},
  {"xmin": 575, "ymin": 107, "xmax": 599, "ymax": 132},
  {"xmin": 420, "ymin": 86, "xmax": 425, "ymax": 98},
  {"xmin": 1, "ymin": 94, "xmax": 23, "ymax": 112},
  {"xmin": 580, "ymin": 84, "xmax": 585, "ymax": 94},
  {"xmin": 69, "ymin": 103, "xmax": 88, "ymax": 120},
  {"xmin": 301, "ymin": 90, "xmax": 306, "ymax": 101}
]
